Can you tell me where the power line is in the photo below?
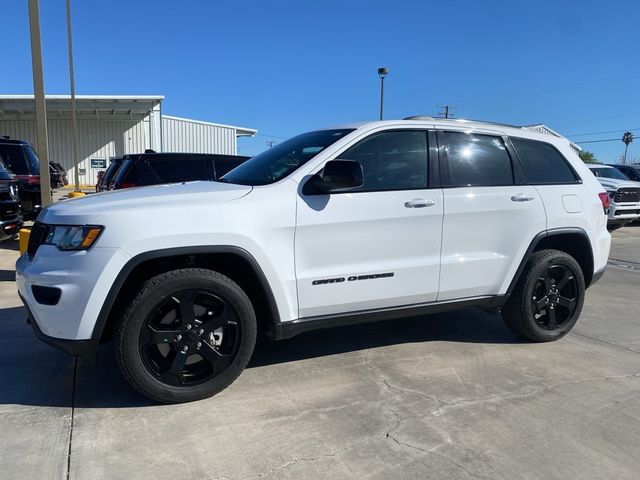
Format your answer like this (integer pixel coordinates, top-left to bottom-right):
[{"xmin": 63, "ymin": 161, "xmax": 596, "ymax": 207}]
[
  {"xmin": 567, "ymin": 127, "xmax": 640, "ymax": 137},
  {"xmin": 576, "ymin": 138, "xmax": 624, "ymax": 144}
]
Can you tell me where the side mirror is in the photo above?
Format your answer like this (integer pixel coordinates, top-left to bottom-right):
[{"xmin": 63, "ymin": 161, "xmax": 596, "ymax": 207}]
[{"xmin": 303, "ymin": 160, "xmax": 363, "ymax": 195}]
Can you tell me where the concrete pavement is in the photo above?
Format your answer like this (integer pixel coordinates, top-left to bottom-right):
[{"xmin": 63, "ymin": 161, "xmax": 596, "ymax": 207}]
[{"xmin": 0, "ymin": 227, "xmax": 639, "ymax": 479}]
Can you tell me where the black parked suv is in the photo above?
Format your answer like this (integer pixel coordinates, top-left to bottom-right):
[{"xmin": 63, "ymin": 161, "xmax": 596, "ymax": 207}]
[
  {"xmin": 0, "ymin": 137, "xmax": 45, "ymax": 219},
  {"xmin": 109, "ymin": 152, "xmax": 250, "ymax": 190},
  {"xmin": 0, "ymin": 159, "xmax": 22, "ymax": 241},
  {"xmin": 612, "ymin": 164, "xmax": 640, "ymax": 182},
  {"xmin": 96, "ymin": 157, "xmax": 124, "ymax": 192}
]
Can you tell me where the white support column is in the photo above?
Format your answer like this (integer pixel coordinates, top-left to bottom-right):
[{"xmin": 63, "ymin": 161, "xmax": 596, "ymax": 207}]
[{"xmin": 149, "ymin": 102, "xmax": 162, "ymax": 152}]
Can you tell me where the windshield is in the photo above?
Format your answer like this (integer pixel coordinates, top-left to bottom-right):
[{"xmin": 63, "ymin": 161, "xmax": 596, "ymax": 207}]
[
  {"xmin": 590, "ymin": 167, "xmax": 629, "ymax": 180},
  {"xmin": 220, "ymin": 129, "xmax": 355, "ymax": 185}
]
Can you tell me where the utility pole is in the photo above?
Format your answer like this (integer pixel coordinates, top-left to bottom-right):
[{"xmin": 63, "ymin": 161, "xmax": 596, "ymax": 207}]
[
  {"xmin": 66, "ymin": 0, "xmax": 83, "ymax": 197},
  {"xmin": 378, "ymin": 67, "xmax": 388, "ymax": 120},
  {"xmin": 437, "ymin": 105, "xmax": 456, "ymax": 119},
  {"xmin": 27, "ymin": 0, "xmax": 52, "ymax": 208}
]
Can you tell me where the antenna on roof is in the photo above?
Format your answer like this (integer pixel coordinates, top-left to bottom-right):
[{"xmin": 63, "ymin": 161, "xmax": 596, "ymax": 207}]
[{"xmin": 436, "ymin": 105, "xmax": 456, "ymax": 119}]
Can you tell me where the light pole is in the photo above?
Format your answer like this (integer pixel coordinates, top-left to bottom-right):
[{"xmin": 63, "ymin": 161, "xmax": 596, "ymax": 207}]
[
  {"xmin": 378, "ymin": 67, "xmax": 388, "ymax": 120},
  {"xmin": 27, "ymin": 0, "xmax": 52, "ymax": 208},
  {"xmin": 66, "ymin": 0, "xmax": 84, "ymax": 197}
]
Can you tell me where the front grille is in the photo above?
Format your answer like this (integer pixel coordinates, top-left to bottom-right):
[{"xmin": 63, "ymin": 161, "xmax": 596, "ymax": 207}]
[
  {"xmin": 27, "ymin": 222, "xmax": 50, "ymax": 257},
  {"xmin": 612, "ymin": 188, "xmax": 640, "ymax": 203}
]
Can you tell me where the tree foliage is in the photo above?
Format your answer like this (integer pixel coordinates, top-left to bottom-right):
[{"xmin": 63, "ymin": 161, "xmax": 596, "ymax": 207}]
[{"xmin": 578, "ymin": 150, "xmax": 598, "ymax": 164}]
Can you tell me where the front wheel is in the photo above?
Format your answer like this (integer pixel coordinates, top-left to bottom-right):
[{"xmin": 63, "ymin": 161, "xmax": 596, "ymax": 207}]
[
  {"xmin": 502, "ymin": 249, "xmax": 585, "ymax": 342},
  {"xmin": 115, "ymin": 268, "xmax": 256, "ymax": 403}
]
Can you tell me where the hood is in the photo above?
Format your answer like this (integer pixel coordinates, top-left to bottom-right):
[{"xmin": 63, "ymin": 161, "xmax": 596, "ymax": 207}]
[
  {"xmin": 39, "ymin": 181, "xmax": 252, "ymax": 225},
  {"xmin": 593, "ymin": 177, "xmax": 640, "ymax": 192}
]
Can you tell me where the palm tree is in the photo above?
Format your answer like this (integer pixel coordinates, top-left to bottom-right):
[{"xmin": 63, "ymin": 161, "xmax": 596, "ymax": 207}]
[{"xmin": 622, "ymin": 131, "xmax": 634, "ymax": 164}]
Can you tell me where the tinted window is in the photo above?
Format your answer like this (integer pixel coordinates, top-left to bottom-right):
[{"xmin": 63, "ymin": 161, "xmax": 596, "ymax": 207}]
[
  {"xmin": 103, "ymin": 159, "xmax": 123, "ymax": 182},
  {"xmin": 0, "ymin": 144, "xmax": 39, "ymax": 175},
  {"xmin": 511, "ymin": 137, "xmax": 578, "ymax": 184},
  {"xmin": 440, "ymin": 132, "xmax": 513, "ymax": 187},
  {"xmin": 340, "ymin": 130, "xmax": 428, "ymax": 191},
  {"xmin": 221, "ymin": 129, "xmax": 354, "ymax": 186},
  {"xmin": 213, "ymin": 156, "xmax": 249, "ymax": 178},
  {"xmin": 147, "ymin": 157, "xmax": 208, "ymax": 183},
  {"xmin": 617, "ymin": 166, "xmax": 640, "ymax": 182},
  {"xmin": 589, "ymin": 167, "xmax": 629, "ymax": 180}
]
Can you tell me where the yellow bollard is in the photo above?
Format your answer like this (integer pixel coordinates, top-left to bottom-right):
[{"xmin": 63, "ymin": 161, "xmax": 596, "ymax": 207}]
[
  {"xmin": 19, "ymin": 228, "xmax": 31, "ymax": 255},
  {"xmin": 67, "ymin": 191, "xmax": 86, "ymax": 198}
]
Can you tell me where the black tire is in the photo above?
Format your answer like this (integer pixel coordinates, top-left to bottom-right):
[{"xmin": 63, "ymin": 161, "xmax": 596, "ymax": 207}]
[
  {"xmin": 502, "ymin": 249, "xmax": 585, "ymax": 342},
  {"xmin": 115, "ymin": 268, "xmax": 256, "ymax": 404},
  {"xmin": 607, "ymin": 223, "xmax": 625, "ymax": 231}
]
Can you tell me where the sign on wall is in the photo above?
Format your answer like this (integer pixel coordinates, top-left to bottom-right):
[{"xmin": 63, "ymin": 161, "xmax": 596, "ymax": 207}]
[{"xmin": 90, "ymin": 158, "xmax": 107, "ymax": 169}]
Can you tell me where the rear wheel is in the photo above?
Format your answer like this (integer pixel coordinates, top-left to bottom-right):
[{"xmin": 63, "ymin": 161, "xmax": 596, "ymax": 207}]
[
  {"xmin": 503, "ymin": 249, "xmax": 585, "ymax": 342},
  {"xmin": 115, "ymin": 268, "xmax": 256, "ymax": 403}
]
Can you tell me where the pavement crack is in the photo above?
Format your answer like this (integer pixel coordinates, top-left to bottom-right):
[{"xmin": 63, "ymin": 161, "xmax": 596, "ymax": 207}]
[
  {"xmin": 431, "ymin": 373, "xmax": 640, "ymax": 416},
  {"xmin": 65, "ymin": 357, "xmax": 78, "ymax": 480},
  {"xmin": 572, "ymin": 331, "xmax": 640, "ymax": 356}
]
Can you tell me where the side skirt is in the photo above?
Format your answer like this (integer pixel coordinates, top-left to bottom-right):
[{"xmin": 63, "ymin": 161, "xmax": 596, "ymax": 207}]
[{"xmin": 273, "ymin": 295, "xmax": 507, "ymax": 340}]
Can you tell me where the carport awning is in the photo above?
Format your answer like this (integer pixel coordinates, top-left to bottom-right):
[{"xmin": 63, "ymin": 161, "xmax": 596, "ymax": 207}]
[{"xmin": 0, "ymin": 95, "xmax": 164, "ymax": 120}]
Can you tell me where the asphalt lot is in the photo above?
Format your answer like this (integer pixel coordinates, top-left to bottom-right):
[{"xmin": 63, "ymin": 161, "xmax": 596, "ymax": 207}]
[{"xmin": 0, "ymin": 226, "xmax": 639, "ymax": 480}]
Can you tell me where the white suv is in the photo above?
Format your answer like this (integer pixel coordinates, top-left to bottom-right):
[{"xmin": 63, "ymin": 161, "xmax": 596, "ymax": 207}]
[
  {"xmin": 16, "ymin": 118, "xmax": 611, "ymax": 403},
  {"xmin": 587, "ymin": 164, "xmax": 640, "ymax": 229}
]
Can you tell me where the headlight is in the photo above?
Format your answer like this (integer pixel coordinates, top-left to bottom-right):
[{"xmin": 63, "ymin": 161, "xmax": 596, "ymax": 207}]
[{"xmin": 45, "ymin": 225, "xmax": 103, "ymax": 251}]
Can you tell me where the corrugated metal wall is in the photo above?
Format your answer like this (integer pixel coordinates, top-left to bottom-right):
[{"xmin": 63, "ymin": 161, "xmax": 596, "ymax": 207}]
[
  {"xmin": 162, "ymin": 116, "xmax": 237, "ymax": 155},
  {"xmin": 0, "ymin": 117, "xmax": 149, "ymax": 185},
  {"xmin": 0, "ymin": 114, "xmax": 243, "ymax": 187}
]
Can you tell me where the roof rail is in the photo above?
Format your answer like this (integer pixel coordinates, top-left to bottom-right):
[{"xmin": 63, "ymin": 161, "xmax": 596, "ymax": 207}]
[{"xmin": 403, "ymin": 115, "xmax": 435, "ymax": 120}]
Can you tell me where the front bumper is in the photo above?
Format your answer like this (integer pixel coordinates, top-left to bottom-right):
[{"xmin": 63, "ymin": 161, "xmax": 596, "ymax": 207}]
[
  {"xmin": 608, "ymin": 203, "xmax": 640, "ymax": 222},
  {"xmin": 16, "ymin": 244, "xmax": 130, "ymax": 341},
  {"xmin": 0, "ymin": 216, "xmax": 22, "ymax": 240},
  {"xmin": 20, "ymin": 294, "xmax": 98, "ymax": 361}
]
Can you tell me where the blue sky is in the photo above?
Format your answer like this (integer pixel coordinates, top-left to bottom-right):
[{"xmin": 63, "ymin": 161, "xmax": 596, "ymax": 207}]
[{"xmin": 2, "ymin": 0, "xmax": 639, "ymax": 161}]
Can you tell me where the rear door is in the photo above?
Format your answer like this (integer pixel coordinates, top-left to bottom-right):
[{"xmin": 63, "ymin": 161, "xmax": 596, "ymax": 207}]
[
  {"xmin": 436, "ymin": 130, "xmax": 546, "ymax": 301},
  {"xmin": 295, "ymin": 129, "xmax": 443, "ymax": 318}
]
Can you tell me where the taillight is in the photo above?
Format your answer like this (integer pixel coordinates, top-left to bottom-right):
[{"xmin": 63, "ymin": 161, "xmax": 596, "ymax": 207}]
[
  {"xmin": 598, "ymin": 192, "xmax": 610, "ymax": 213},
  {"xmin": 118, "ymin": 182, "xmax": 137, "ymax": 189},
  {"xmin": 16, "ymin": 175, "xmax": 40, "ymax": 185}
]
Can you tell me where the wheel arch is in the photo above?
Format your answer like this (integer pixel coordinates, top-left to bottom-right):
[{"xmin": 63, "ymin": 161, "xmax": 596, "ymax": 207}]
[
  {"xmin": 92, "ymin": 246, "xmax": 281, "ymax": 344},
  {"xmin": 506, "ymin": 227, "xmax": 595, "ymax": 296}
]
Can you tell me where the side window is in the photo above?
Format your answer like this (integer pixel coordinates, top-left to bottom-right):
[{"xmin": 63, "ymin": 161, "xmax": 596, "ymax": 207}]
[
  {"xmin": 440, "ymin": 132, "xmax": 513, "ymax": 187},
  {"xmin": 510, "ymin": 137, "xmax": 579, "ymax": 184},
  {"xmin": 340, "ymin": 130, "xmax": 428, "ymax": 192},
  {"xmin": 147, "ymin": 157, "xmax": 206, "ymax": 184}
]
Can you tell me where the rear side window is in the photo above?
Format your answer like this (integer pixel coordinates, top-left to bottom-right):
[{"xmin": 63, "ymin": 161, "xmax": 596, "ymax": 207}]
[
  {"xmin": 0, "ymin": 144, "xmax": 40, "ymax": 175},
  {"xmin": 146, "ymin": 157, "xmax": 209, "ymax": 184},
  {"xmin": 439, "ymin": 132, "xmax": 513, "ymax": 187},
  {"xmin": 511, "ymin": 137, "xmax": 579, "ymax": 184},
  {"xmin": 340, "ymin": 130, "xmax": 428, "ymax": 192}
]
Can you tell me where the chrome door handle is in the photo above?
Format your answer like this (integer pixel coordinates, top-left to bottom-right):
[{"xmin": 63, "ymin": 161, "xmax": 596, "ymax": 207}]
[
  {"xmin": 511, "ymin": 194, "xmax": 535, "ymax": 202},
  {"xmin": 404, "ymin": 198, "xmax": 436, "ymax": 208}
]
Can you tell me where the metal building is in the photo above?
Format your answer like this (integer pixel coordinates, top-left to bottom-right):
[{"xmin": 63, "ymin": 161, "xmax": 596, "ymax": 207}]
[{"xmin": 0, "ymin": 95, "xmax": 257, "ymax": 185}]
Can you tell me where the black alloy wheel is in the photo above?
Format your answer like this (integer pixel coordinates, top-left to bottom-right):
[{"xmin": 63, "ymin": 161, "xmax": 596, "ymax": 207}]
[
  {"xmin": 138, "ymin": 289, "xmax": 241, "ymax": 387},
  {"xmin": 116, "ymin": 268, "xmax": 256, "ymax": 404},
  {"xmin": 502, "ymin": 249, "xmax": 585, "ymax": 342},
  {"xmin": 531, "ymin": 264, "xmax": 579, "ymax": 331}
]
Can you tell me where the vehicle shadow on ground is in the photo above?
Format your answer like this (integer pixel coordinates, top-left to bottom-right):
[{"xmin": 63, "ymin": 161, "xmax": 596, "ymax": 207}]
[
  {"xmin": 72, "ymin": 308, "xmax": 522, "ymax": 408},
  {"xmin": 0, "ymin": 303, "xmax": 523, "ymax": 409}
]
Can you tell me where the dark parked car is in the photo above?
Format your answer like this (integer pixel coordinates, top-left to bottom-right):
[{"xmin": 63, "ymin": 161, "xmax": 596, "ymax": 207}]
[
  {"xmin": 0, "ymin": 158, "xmax": 22, "ymax": 241},
  {"xmin": 109, "ymin": 152, "xmax": 250, "ymax": 190},
  {"xmin": 612, "ymin": 164, "xmax": 640, "ymax": 182},
  {"xmin": 96, "ymin": 156, "xmax": 124, "ymax": 192},
  {"xmin": 0, "ymin": 136, "xmax": 44, "ymax": 219}
]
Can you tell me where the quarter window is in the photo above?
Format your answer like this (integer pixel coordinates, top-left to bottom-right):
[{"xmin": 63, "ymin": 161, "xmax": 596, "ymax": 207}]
[
  {"xmin": 511, "ymin": 137, "xmax": 579, "ymax": 184},
  {"xmin": 440, "ymin": 132, "xmax": 513, "ymax": 187},
  {"xmin": 339, "ymin": 130, "xmax": 428, "ymax": 192}
]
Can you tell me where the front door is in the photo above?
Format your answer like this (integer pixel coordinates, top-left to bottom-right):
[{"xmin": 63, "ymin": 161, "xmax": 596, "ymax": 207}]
[{"xmin": 295, "ymin": 129, "xmax": 443, "ymax": 318}]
